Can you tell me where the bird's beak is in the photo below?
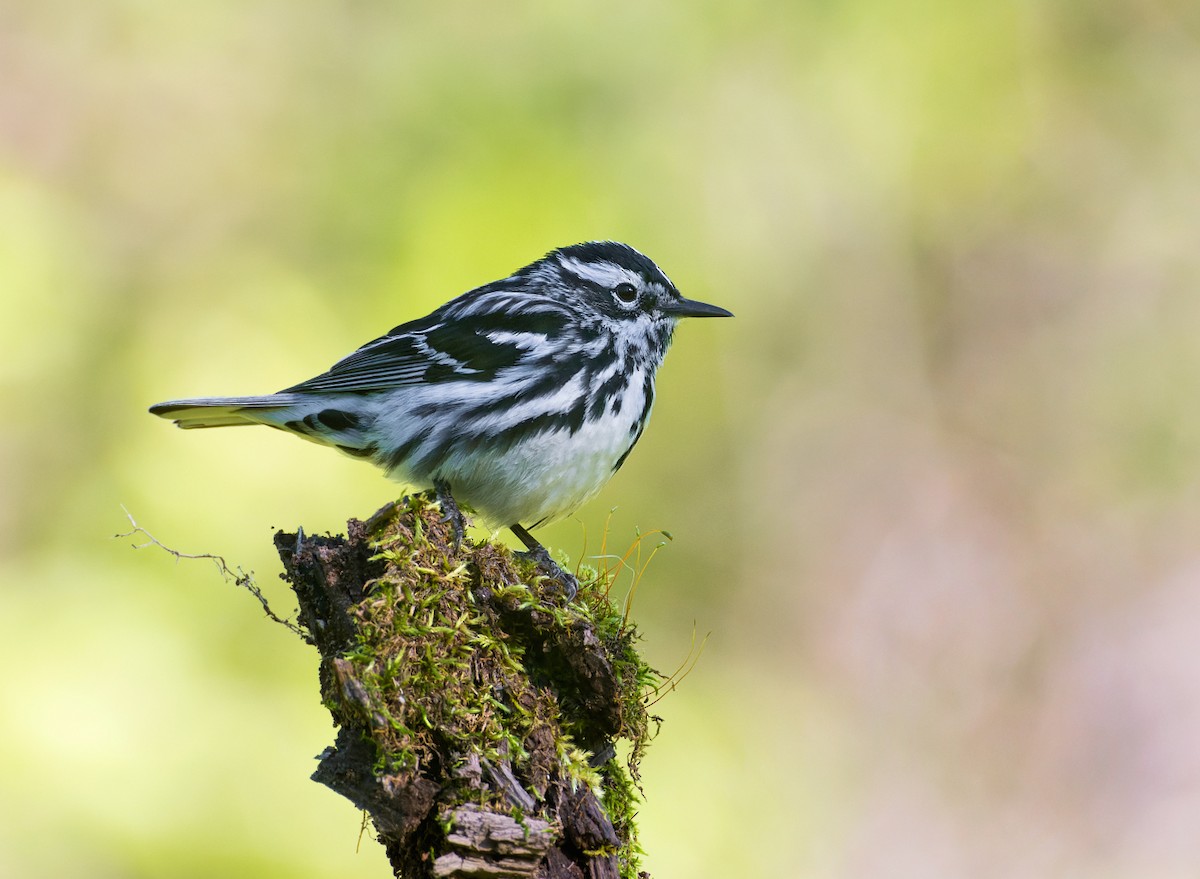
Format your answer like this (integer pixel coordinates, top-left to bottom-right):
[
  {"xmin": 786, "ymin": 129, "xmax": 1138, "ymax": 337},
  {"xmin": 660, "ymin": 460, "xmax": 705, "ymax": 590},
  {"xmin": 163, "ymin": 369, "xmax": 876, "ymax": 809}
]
[{"xmin": 664, "ymin": 296, "xmax": 734, "ymax": 318}]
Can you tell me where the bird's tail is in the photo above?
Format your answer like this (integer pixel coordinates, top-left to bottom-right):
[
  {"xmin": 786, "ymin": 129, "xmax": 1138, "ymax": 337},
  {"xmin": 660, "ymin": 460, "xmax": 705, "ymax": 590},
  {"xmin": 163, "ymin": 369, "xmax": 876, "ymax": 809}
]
[
  {"xmin": 150, "ymin": 394, "xmax": 377, "ymax": 461},
  {"xmin": 149, "ymin": 395, "xmax": 301, "ymax": 429}
]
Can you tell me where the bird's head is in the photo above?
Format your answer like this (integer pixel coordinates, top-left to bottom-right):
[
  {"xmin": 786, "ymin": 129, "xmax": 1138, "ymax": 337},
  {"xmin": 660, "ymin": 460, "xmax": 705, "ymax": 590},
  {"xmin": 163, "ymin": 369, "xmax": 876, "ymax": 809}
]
[{"xmin": 532, "ymin": 242, "xmax": 733, "ymax": 343}]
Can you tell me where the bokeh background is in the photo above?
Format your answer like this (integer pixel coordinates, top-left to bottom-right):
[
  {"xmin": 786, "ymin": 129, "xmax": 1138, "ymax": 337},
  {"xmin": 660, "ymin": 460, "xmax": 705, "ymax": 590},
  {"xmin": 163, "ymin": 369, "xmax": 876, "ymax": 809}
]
[{"xmin": 4, "ymin": 1, "xmax": 1200, "ymax": 876}]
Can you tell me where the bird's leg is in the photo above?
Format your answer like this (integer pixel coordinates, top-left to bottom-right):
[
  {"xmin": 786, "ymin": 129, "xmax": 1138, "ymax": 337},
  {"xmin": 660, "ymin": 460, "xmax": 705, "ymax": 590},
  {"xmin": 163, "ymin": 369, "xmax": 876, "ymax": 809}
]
[
  {"xmin": 433, "ymin": 478, "xmax": 467, "ymax": 549},
  {"xmin": 510, "ymin": 523, "xmax": 578, "ymax": 600}
]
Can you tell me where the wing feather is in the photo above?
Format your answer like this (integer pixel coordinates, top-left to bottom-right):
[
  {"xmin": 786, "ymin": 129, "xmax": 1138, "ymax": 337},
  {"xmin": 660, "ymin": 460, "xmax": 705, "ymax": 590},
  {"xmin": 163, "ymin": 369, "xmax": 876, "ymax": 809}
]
[{"xmin": 282, "ymin": 287, "xmax": 572, "ymax": 395}]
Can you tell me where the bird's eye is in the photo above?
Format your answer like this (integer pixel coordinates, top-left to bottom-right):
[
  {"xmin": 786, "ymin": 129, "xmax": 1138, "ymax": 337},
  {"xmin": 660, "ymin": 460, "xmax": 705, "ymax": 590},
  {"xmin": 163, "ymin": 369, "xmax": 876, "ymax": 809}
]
[{"xmin": 613, "ymin": 282, "xmax": 638, "ymax": 305}]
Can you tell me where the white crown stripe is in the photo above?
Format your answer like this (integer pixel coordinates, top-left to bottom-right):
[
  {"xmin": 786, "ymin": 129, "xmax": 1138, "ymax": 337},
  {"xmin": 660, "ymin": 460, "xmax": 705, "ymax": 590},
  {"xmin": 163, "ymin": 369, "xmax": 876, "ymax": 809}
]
[{"xmin": 557, "ymin": 256, "xmax": 639, "ymax": 290}]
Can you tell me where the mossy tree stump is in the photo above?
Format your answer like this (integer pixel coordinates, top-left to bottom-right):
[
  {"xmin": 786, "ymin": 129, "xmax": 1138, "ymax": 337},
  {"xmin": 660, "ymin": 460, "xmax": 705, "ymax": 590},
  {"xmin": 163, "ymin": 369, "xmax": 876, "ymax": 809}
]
[{"xmin": 274, "ymin": 495, "xmax": 657, "ymax": 879}]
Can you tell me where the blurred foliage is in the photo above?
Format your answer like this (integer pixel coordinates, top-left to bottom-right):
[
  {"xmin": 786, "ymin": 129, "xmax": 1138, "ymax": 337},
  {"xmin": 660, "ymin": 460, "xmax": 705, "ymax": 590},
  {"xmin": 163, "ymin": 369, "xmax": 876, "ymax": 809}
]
[{"xmin": 3, "ymin": 1, "xmax": 1200, "ymax": 877}]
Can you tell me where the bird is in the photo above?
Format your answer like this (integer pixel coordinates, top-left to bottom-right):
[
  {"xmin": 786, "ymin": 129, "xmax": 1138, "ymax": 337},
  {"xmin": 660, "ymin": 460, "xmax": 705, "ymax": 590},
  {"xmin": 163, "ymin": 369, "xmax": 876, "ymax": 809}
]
[{"xmin": 150, "ymin": 241, "xmax": 733, "ymax": 597}]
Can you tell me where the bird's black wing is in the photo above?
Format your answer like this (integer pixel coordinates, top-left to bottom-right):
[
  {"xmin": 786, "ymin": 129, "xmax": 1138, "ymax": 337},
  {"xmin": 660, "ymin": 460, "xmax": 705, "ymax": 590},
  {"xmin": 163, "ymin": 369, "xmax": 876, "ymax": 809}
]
[{"xmin": 281, "ymin": 286, "xmax": 571, "ymax": 394}]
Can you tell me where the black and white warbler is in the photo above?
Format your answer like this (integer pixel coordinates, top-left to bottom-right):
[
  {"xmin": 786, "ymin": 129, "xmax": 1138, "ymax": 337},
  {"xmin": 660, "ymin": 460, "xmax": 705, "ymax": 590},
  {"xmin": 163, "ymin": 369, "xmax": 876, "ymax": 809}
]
[{"xmin": 150, "ymin": 241, "xmax": 732, "ymax": 596}]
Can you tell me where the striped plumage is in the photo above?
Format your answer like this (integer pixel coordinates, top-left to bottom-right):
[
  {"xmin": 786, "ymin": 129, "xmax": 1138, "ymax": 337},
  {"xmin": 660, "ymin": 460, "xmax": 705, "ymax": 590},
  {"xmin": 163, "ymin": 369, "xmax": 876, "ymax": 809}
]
[{"xmin": 151, "ymin": 242, "xmax": 731, "ymax": 573}]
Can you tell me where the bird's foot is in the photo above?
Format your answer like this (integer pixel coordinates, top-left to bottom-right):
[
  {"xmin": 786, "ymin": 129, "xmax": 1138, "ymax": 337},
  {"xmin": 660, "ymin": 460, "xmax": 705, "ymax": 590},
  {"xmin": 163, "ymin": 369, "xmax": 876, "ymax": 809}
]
[
  {"xmin": 508, "ymin": 524, "xmax": 578, "ymax": 600},
  {"xmin": 515, "ymin": 543, "xmax": 579, "ymax": 601},
  {"xmin": 433, "ymin": 479, "xmax": 468, "ymax": 549}
]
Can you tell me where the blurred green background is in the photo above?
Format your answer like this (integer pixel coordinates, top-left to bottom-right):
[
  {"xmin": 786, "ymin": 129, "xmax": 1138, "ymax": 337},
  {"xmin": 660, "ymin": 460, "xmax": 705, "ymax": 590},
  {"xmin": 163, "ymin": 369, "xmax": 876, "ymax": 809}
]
[{"xmin": 4, "ymin": 1, "xmax": 1200, "ymax": 876}]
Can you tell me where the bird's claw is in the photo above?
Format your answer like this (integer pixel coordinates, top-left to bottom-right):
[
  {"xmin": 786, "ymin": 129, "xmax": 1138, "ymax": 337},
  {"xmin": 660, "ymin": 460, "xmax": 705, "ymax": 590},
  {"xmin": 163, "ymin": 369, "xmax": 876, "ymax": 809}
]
[
  {"xmin": 517, "ymin": 545, "xmax": 578, "ymax": 601},
  {"xmin": 433, "ymin": 479, "xmax": 467, "ymax": 549}
]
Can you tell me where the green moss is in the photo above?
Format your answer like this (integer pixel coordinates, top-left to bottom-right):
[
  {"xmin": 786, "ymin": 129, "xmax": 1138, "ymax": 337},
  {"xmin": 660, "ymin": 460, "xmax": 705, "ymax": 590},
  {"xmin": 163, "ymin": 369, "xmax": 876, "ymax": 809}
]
[{"xmin": 322, "ymin": 494, "xmax": 659, "ymax": 877}]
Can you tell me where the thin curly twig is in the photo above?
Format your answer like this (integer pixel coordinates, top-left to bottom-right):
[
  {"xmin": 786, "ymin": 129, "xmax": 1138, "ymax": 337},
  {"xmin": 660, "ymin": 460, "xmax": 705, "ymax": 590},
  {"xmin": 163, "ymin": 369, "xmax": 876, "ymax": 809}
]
[{"xmin": 116, "ymin": 506, "xmax": 305, "ymax": 637}]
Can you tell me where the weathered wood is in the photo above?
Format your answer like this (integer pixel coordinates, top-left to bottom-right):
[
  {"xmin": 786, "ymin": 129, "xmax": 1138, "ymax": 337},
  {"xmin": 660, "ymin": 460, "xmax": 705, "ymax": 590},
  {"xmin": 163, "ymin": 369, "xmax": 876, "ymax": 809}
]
[
  {"xmin": 432, "ymin": 806, "xmax": 555, "ymax": 877},
  {"xmin": 274, "ymin": 495, "xmax": 653, "ymax": 879}
]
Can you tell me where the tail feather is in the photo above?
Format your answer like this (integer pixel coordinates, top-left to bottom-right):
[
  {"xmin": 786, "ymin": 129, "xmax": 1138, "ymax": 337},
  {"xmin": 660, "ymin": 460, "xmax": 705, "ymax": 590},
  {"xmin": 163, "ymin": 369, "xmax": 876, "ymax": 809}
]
[{"xmin": 149, "ymin": 395, "xmax": 376, "ymax": 462}]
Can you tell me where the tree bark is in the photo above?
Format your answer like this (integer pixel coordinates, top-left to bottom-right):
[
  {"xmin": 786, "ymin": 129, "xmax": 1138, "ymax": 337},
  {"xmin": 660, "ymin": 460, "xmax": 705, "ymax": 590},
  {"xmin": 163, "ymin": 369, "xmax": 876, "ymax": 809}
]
[{"xmin": 274, "ymin": 495, "xmax": 652, "ymax": 879}]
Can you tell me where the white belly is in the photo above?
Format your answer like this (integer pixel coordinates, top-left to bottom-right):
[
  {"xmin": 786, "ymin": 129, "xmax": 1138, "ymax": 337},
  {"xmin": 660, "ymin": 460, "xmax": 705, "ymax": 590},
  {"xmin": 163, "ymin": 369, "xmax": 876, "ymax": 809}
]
[{"xmin": 422, "ymin": 375, "xmax": 651, "ymax": 527}]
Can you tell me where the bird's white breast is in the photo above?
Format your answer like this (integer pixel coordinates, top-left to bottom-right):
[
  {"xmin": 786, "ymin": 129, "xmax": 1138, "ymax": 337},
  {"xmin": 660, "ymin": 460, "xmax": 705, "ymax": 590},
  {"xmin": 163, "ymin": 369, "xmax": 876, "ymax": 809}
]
[{"xmin": 418, "ymin": 369, "xmax": 651, "ymax": 528}]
